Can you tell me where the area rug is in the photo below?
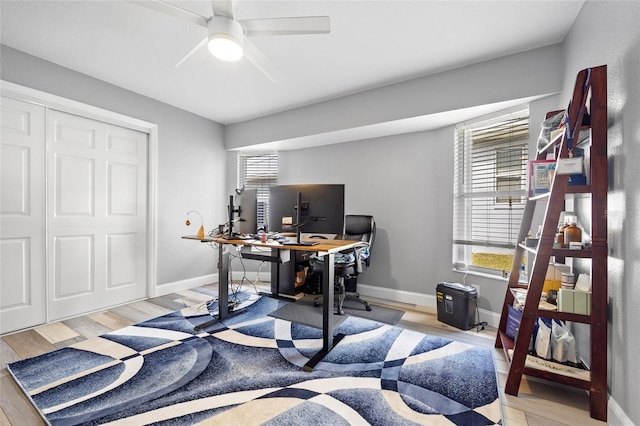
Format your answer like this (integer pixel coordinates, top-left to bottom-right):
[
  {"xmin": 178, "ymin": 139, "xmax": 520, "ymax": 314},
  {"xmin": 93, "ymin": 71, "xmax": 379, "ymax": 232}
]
[
  {"xmin": 7, "ymin": 294, "xmax": 502, "ymax": 425},
  {"xmin": 268, "ymin": 302, "xmax": 350, "ymax": 329}
]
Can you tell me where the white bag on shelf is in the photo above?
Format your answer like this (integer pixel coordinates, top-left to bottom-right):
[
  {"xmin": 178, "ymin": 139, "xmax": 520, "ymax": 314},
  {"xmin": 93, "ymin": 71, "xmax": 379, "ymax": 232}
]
[
  {"xmin": 551, "ymin": 320, "xmax": 577, "ymax": 363},
  {"xmin": 535, "ymin": 318, "xmax": 552, "ymax": 360}
]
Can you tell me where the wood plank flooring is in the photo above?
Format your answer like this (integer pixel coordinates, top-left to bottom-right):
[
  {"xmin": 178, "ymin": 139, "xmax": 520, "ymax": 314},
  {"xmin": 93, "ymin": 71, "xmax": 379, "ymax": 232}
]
[{"xmin": 0, "ymin": 284, "xmax": 606, "ymax": 426}]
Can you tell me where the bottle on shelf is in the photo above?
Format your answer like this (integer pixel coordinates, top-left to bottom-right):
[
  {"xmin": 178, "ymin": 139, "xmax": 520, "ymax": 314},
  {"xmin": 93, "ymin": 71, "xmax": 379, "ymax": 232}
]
[
  {"xmin": 557, "ymin": 216, "xmax": 571, "ymax": 247},
  {"xmin": 564, "ymin": 216, "xmax": 582, "ymax": 246}
]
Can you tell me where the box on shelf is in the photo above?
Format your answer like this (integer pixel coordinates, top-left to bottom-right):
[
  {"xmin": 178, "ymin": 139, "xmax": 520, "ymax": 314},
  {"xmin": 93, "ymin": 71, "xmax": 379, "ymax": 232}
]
[
  {"xmin": 528, "ymin": 160, "xmax": 556, "ymax": 196},
  {"xmin": 558, "ymin": 289, "xmax": 575, "ymax": 313},
  {"xmin": 543, "ymin": 263, "xmax": 571, "ymax": 293},
  {"xmin": 557, "ymin": 147, "xmax": 587, "ymax": 186},
  {"xmin": 436, "ymin": 282, "xmax": 477, "ymax": 330},
  {"xmin": 574, "ymin": 291, "xmax": 591, "ymax": 315},
  {"xmin": 557, "ymin": 288, "xmax": 591, "ymax": 314}
]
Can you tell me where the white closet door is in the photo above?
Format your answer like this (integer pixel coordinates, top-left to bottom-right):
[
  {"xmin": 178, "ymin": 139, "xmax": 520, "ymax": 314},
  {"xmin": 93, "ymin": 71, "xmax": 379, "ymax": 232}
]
[
  {"xmin": 47, "ymin": 110, "xmax": 148, "ymax": 321},
  {"xmin": 0, "ymin": 98, "xmax": 47, "ymax": 334}
]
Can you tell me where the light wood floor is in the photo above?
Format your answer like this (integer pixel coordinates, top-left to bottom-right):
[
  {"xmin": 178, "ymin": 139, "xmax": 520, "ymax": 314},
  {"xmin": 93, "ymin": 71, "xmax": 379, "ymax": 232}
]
[{"xmin": 0, "ymin": 283, "xmax": 607, "ymax": 426}]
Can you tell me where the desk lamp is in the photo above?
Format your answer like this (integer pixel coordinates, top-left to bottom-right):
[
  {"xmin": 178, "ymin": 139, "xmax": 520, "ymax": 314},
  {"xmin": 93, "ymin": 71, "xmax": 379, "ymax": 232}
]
[{"xmin": 186, "ymin": 210, "xmax": 205, "ymax": 239}]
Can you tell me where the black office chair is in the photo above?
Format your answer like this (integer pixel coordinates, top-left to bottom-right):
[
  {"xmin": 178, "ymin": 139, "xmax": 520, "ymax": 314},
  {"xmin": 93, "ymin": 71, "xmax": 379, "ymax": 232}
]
[{"xmin": 311, "ymin": 215, "xmax": 376, "ymax": 315}]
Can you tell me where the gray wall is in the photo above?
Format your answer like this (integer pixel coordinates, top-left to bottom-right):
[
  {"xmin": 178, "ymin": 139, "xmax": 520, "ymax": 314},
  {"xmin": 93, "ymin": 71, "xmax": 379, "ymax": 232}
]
[
  {"xmin": 225, "ymin": 44, "xmax": 563, "ymax": 149},
  {"xmin": 274, "ymin": 99, "xmax": 557, "ymax": 315},
  {"xmin": 0, "ymin": 45, "xmax": 227, "ymax": 290},
  {"xmin": 225, "ymin": 45, "xmax": 566, "ymax": 315}
]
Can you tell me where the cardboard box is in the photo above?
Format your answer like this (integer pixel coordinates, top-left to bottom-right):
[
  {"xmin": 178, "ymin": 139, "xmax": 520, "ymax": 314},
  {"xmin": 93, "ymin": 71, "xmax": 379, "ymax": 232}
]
[
  {"xmin": 558, "ymin": 288, "xmax": 574, "ymax": 313},
  {"xmin": 574, "ymin": 291, "xmax": 591, "ymax": 315}
]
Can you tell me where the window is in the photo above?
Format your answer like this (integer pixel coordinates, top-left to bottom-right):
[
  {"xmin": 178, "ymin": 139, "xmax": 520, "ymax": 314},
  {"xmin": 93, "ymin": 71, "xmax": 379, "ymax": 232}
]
[
  {"xmin": 237, "ymin": 153, "xmax": 278, "ymax": 231},
  {"xmin": 453, "ymin": 107, "xmax": 529, "ymax": 274}
]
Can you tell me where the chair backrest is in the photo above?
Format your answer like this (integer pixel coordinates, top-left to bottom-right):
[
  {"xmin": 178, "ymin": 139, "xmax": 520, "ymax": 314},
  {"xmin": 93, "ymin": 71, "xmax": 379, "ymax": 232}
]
[{"xmin": 339, "ymin": 215, "xmax": 375, "ymax": 266}]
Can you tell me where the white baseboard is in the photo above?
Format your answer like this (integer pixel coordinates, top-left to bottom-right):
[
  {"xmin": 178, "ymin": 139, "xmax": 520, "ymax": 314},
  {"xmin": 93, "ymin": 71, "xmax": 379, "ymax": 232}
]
[
  {"xmin": 355, "ymin": 283, "xmax": 501, "ymax": 329},
  {"xmin": 608, "ymin": 396, "xmax": 634, "ymax": 426},
  {"xmin": 153, "ymin": 271, "xmax": 272, "ymax": 298},
  {"xmin": 153, "ymin": 274, "xmax": 217, "ymax": 297},
  {"xmin": 155, "ymin": 276, "xmax": 502, "ymax": 328}
]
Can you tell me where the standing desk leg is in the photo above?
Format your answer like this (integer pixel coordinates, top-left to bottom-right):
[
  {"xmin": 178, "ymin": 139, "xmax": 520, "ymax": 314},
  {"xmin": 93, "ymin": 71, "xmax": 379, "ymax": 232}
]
[
  {"xmin": 218, "ymin": 242, "xmax": 229, "ymax": 320},
  {"xmin": 194, "ymin": 242, "xmax": 244, "ymax": 331},
  {"xmin": 303, "ymin": 252, "xmax": 346, "ymax": 371}
]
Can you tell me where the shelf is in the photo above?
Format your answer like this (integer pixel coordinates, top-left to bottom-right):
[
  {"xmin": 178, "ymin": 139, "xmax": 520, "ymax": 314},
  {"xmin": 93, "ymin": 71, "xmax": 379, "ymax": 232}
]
[
  {"xmin": 528, "ymin": 185, "xmax": 591, "ymax": 202},
  {"xmin": 536, "ymin": 309, "xmax": 591, "ymax": 324},
  {"xmin": 537, "ymin": 124, "xmax": 591, "ymax": 155},
  {"xmin": 496, "ymin": 66, "xmax": 607, "ymax": 421},
  {"xmin": 510, "ymin": 288, "xmax": 591, "ymax": 324},
  {"xmin": 528, "ymin": 185, "xmax": 591, "ymax": 201},
  {"xmin": 518, "ymin": 243, "xmax": 538, "ymax": 254},
  {"xmin": 529, "ymin": 191, "xmax": 551, "ymax": 201},
  {"xmin": 498, "ymin": 331, "xmax": 590, "ymax": 389},
  {"xmin": 551, "ymin": 247, "xmax": 592, "ymax": 258},
  {"xmin": 517, "ymin": 243, "xmax": 593, "ymax": 258},
  {"xmin": 565, "ymin": 184, "xmax": 592, "ymax": 194},
  {"xmin": 537, "ymin": 129, "xmax": 565, "ymax": 154}
]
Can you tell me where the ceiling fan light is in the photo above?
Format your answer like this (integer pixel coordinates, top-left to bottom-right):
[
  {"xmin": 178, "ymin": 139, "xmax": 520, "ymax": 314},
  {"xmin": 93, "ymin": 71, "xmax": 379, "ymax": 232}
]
[
  {"xmin": 207, "ymin": 16, "xmax": 244, "ymax": 62},
  {"xmin": 208, "ymin": 36, "xmax": 243, "ymax": 61}
]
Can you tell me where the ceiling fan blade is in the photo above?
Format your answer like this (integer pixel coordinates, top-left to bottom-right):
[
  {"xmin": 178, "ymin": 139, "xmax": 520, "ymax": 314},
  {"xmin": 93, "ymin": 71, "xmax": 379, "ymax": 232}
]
[
  {"xmin": 242, "ymin": 37, "xmax": 283, "ymax": 82},
  {"xmin": 175, "ymin": 36, "xmax": 208, "ymax": 67},
  {"xmin": 241, "ymin": 16, "xmax": 330, "ymax": 36},
  {"xmin": 210, "ymin": 0, "xmax": 235, "ymax": 19},
  {"xmin": 129, "ymin": 0, "xmax": 207, "ymax": 28}
]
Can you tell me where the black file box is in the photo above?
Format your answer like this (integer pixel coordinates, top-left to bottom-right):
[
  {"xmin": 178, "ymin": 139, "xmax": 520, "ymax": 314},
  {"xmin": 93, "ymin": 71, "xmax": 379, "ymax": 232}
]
[{"xmin": 436, "ymin": 282, "xmax": 477, "ymax": 330}]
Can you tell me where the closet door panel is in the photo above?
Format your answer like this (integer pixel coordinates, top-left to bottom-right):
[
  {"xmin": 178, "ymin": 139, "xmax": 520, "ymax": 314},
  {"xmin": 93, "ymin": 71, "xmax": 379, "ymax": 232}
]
[
  {"xmin": 47, "ymin": 110, "xmax": 148, "ymax": 321},
  {"xmin": 0, "ymin": 97, "xmax": 46, "ymax": 334}
]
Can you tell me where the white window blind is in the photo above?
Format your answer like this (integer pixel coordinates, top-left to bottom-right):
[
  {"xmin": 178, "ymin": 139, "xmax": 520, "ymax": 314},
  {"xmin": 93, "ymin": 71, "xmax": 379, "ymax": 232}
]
[
  {"xmin": 453, "ymin": 107, "xmax": 529, "ymax": 270},
  {"xmin": 237, "ymin": 153, "xmax": 278, "ymax": 230}
]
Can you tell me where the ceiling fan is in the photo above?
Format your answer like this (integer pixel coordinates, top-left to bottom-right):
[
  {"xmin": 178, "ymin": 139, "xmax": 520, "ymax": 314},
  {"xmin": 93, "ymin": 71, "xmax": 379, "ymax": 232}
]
[{"xmin": 134, "ymin": 0, "xmax": 330, "ymax": 81}]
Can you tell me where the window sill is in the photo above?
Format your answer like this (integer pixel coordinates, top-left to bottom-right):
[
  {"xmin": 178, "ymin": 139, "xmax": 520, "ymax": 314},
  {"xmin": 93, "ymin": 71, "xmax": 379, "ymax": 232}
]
[{"xmin": 452, "ymin": 268, "xmax": 508, "ymax": 282}]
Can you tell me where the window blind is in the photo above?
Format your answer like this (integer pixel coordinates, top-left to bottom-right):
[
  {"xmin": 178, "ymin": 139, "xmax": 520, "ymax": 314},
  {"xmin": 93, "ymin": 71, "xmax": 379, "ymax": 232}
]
[
  {"xmin": 453, "ymin": 107, "xmax": 529, "ymax": 260},
  {"xmin": 237, "ymin": 153, "xmax": 278, "ymax": 230}
]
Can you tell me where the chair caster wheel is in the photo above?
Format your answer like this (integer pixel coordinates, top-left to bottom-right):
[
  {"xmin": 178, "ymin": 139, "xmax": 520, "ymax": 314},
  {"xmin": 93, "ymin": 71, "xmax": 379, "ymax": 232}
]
[
  {"xmin": 365, "ymin": 305, "xmax": 372, "ymax": 311},
  {"xmin": 314, "ymin": 300, "xmax": 320, "ymax": 307},
  {"xmin": 337, "ymin": 310, "xmax": 345, "ymax": 315}
]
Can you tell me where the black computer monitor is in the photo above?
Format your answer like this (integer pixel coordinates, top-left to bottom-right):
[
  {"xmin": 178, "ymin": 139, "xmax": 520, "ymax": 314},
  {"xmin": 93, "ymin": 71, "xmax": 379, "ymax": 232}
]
[
  {"xmin": 228, "ymin": 189, "xmax": 258, "ymax": 237},
  {"xmin": 268, "ymin": 184, "xmax": 345, "ymax": 236}
]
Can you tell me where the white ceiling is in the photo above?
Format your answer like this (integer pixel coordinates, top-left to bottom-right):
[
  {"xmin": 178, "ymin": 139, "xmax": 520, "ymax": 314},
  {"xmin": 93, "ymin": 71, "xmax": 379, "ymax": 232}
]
[{"xmin": 1, "ymin": 0, "xmax": 584, "ymax": 126}]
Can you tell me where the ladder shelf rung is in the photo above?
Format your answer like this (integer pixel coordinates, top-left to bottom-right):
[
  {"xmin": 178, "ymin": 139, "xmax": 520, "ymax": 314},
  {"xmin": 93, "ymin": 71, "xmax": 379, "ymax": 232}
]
[
  {"xmin": 517, "ymin": 243, "xmax": 593, "ymax": 259},
  {"xmin": 537, "ymin": 124, "xmax": 591, "ymax": 156},
  {"xmin": 517, "ymin": 243, "xmax": 538, "ymax": 254},
  {"xmin": 536, "ymin": 309, "xmax": 591, "ymax": 324},
  {"xmin": 527, "ymin": 185, "xmax": 592, "ymax": 202},
  {"xmin": 528, "ymin": 192, "xmax": 551, "ymax": 201},
  {"xmin": 537, "ymin": 130, "xmax": 565, "ymax": 154},
  {"xmin": 552, "ymin": 248, "xmax": 593, "ymax": 258}
]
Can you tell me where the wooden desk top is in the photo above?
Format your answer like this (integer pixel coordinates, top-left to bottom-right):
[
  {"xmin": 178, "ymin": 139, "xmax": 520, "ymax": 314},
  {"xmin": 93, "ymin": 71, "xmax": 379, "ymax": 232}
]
[{"xmin": 182, "ymin": 235, "xmax": 360, "ymax": 254}]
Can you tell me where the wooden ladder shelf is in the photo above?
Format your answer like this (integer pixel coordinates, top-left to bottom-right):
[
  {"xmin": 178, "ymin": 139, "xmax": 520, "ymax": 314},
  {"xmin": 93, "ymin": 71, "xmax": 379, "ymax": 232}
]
[{"xmin": 495, "ymin": 65, "xmax": 608, "ymax": 421}]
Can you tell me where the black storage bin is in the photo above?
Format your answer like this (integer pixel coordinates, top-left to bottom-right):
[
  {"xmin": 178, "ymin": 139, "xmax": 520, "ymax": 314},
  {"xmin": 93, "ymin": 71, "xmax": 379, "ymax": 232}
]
[{"xmin": 436, "ymin": 282, "xmax": 477, "ymax": 330}]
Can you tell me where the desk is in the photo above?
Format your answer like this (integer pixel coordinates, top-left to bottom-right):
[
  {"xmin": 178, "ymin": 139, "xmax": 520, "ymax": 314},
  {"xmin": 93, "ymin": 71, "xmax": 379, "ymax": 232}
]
[{"xmin": 182, "ymin": 235, "xmax": 359, "ymax": 371}]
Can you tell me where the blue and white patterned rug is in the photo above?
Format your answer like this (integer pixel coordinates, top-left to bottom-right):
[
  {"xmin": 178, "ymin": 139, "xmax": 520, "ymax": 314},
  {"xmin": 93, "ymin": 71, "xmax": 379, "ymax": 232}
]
[{"xmin": 8, "ymin": 294, "xmax": 502, "ymax": 425}]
